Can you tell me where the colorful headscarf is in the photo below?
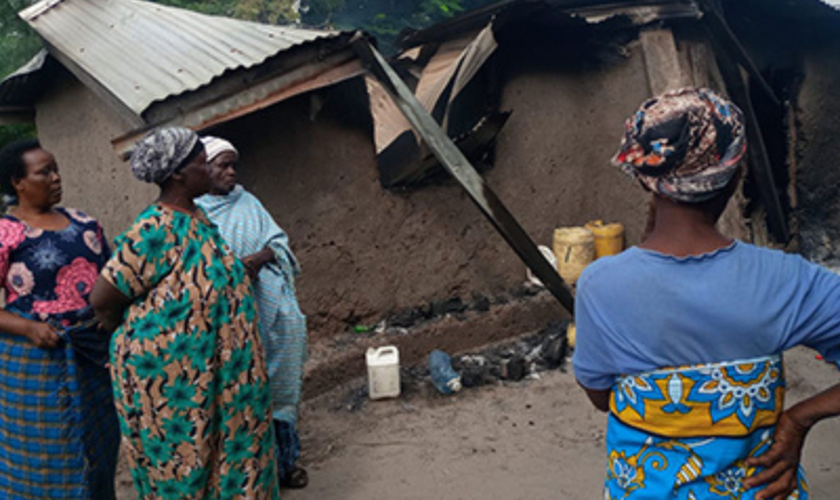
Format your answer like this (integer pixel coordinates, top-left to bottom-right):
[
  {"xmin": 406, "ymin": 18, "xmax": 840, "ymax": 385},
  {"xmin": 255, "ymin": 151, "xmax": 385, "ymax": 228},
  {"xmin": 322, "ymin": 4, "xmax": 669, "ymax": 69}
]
[
  {"xmin": 130, "ymin": 127, "xmax": 201, "ymax": 184},
  {"xmin": 201, "ymin": 136, "xmax": 238, "ymax": 163},
  {"xmin": 613, "ymin": 88, "xmax": 746, "ymax": 203}
]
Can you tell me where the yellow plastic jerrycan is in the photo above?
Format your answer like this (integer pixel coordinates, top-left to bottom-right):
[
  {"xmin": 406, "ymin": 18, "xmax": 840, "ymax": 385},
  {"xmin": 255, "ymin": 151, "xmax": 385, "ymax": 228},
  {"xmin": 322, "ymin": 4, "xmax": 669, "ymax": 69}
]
[
  {"xmin": 585, "ymin": 220, "xmax": 625, "ymax": 259},
  {"xmin": 552, "ymin": 227, "xmax": 595, "ymax": 285}
]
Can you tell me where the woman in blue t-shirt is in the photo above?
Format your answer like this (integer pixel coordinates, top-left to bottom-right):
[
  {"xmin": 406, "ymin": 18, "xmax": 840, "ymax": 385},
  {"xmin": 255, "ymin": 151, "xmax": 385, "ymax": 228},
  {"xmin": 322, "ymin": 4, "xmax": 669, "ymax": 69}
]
[{"xmin": 573, "ymin": 88, "xmax": 840, "ymax": 500}]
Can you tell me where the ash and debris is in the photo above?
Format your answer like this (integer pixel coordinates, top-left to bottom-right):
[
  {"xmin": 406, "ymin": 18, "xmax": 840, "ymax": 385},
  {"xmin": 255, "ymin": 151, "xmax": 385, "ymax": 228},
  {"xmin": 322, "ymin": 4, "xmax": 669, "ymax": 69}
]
[
  {"xmin": 452, "ymin": 319, "xmax": 570, "ymax": 387},
  {"xmin": 332, "ymin": 319, "xmax": 571, "ymax": 413},
  {"xmin": 347, "ymin": 283, "xmax": 544, "ymax": 337}
]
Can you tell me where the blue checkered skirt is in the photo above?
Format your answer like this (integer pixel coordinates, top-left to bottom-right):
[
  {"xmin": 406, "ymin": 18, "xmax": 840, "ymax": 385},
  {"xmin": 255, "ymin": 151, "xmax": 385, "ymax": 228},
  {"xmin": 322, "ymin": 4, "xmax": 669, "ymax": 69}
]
[{"xmin": 0, "ymin": 331, "xmax": 120, "ymax": 499}]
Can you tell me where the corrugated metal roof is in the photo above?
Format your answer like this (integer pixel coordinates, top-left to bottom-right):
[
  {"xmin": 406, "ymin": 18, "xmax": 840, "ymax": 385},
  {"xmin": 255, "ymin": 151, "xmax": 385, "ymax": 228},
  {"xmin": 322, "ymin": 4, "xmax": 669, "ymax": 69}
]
[{"xmin": 19, "ymin": 0, "xmax": 345, "ymax": 115}]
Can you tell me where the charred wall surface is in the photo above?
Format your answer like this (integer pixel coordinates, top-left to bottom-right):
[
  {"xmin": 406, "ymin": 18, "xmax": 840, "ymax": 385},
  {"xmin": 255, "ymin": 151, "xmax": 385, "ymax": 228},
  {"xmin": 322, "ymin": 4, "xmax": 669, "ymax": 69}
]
[
  {"xmin": 795, "ymin": 40, "xmax": 840, "ymax": 264},
  {"xmin": 722, "ymin": 0, "xmax": 840, "ymax": 261}
]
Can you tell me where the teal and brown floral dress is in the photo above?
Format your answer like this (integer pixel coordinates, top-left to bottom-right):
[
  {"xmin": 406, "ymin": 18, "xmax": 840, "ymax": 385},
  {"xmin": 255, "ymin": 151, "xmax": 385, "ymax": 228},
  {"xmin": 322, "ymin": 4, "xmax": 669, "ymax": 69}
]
[{"xmin": 101, "ymin": 204, "xmax": 279, "ymax": 500}]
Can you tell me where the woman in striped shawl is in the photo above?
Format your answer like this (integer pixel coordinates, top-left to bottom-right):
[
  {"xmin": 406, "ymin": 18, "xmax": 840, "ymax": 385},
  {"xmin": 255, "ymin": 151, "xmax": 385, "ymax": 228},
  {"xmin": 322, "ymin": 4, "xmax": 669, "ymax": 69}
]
[{"xmin": 196, "ymin": 136, "xmax": 309, "ymax": 489}]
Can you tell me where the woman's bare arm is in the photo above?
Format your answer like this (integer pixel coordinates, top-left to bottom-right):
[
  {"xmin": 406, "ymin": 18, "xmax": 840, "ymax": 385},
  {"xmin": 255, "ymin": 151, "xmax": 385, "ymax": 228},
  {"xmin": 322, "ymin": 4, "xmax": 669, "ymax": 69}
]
[
  {"xmin": 0, "ymin": 309, "xmax": 60, "ymax": 348},
  {"xmin": 744, "ymin": 382, "xmax": 840, "ymax": 500},
  {"xmin": 91, "ymin": 276, "xmax": 132, "ymax": 333},
  {"xmin": 579, "ymin": 381, "xmax": 611, "ymax": 412}
]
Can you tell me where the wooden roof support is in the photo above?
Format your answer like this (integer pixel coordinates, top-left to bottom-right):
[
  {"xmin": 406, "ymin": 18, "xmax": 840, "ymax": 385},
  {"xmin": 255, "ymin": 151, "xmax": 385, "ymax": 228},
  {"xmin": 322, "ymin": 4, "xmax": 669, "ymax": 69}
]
[
  {"xmin": 711, "ymin": 35, "xmax": 790, "ymax": 243},
  {"xmin": 697, "ymin": 0, "xmax": 780, "ymax": 107},
  {"xmin": 351, "ymin": 34, "xmax": 575, "ymax": 315},
  {"xmin": 700, "ymin": 0, "xmax": 781, "ymax": 106},
  {"xmin": 698, "ymin": 0, "xmax": 789, "ymax": 243}
]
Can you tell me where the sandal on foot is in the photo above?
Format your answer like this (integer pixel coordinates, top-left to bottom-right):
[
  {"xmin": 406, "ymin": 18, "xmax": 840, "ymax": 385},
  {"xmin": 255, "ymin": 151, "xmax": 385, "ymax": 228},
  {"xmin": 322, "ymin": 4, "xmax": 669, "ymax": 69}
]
[{"xmin": 281, "ymin": 466, "xmax": 308, "ymax": 489}]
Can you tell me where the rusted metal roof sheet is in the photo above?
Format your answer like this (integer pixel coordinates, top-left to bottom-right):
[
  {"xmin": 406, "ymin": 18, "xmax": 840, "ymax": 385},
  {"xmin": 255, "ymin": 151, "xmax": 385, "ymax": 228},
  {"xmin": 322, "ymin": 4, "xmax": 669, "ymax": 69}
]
[{"xmin": 19, "ymin": 0, "xmax": 345, "ymax": 116}]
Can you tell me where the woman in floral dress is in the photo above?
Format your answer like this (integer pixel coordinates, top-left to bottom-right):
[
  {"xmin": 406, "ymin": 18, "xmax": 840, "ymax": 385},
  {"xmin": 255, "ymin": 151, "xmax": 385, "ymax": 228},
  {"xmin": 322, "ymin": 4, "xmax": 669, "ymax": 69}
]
[
  {"xmin": 0, "ymin": 138, "xmax": 119, "ymax": 499},
  {"xmin": 91, "ymin": 127, "xmax": 279, "ymax": 500}
]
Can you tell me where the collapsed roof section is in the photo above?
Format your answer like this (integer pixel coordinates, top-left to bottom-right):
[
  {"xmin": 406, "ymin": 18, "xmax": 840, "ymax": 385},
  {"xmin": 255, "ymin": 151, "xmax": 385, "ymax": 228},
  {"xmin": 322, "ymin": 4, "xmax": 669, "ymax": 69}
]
[
  {"xmin": 368, "ymin": 0, "xmax": 840, "ymax": 243},
  {"xmin": 0, "ymin": 0, "xmax": 366, "ymax": 155},
  {"xmin": 367, "ymin": 0, "xmax": 702, "ymax": 189}
]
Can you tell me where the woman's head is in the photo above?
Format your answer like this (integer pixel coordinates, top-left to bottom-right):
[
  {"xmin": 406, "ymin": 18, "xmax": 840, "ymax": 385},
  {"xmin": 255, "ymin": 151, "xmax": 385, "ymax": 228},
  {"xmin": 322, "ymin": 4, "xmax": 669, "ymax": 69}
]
[
  {"xmin": 0, "ymin": 138, "xmax": 62, "ymax": 208},
  {"xmin": 130, "ymin": 127, "xmax": 211, "ymax": 197},
  {"xmin": 614, "ymin": 88, "xmax": 746, "ymax": 205},
  {"xmin": 201, "ymin": 136, "xmax": 238, "ymax": 195}
]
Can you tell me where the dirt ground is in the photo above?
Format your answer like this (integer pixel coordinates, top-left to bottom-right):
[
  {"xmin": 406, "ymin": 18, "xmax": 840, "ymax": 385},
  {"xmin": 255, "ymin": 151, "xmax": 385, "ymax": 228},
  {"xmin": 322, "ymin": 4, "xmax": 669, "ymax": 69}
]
[{"xmin": 115, "ymin": 347, "xmax": 840, "ymax": 499}]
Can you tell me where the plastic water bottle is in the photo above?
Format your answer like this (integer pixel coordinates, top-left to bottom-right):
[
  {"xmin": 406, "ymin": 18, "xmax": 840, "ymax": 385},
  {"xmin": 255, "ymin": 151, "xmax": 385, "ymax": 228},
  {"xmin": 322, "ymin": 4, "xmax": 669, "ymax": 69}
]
[{"xmin": 428, "ymin": 350, "xmax": 462, "ymax": 394}]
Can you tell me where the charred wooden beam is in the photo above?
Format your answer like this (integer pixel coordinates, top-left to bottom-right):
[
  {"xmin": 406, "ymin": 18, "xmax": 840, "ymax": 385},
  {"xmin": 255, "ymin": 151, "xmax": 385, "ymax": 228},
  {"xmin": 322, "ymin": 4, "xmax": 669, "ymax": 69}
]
[
  {"xmin": 417, "ymin": 110, "xmax": 510, "ymax": 175},
  {"xmin": 710, "ymin": 34, "xmax": 790, "ymax": 243},
  {"xmin": 697, "ymin": 0, "xmax": 780, "ymax": 107},
  {"xmin": 352, "ymin": 35, "xmax": 575, "ymax": 314},
  {"xmin": 384, "ymin": 110, "xmax": 511, "ymax": 187}
]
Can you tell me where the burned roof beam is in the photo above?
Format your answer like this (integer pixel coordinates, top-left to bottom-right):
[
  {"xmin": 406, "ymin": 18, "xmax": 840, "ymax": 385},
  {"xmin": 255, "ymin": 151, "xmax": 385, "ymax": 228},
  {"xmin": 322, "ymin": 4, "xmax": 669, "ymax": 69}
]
[
  {"xmin": 380, "ymin": 111, "xmax": 511, "ymax": 187},
  {"xmin": 697, "ymin": 0, "xmax": 780, "ymax": 107},
  {"xmin": 710, "ymin": 31, "xmax": 789, "ymax": 243},
  {"xmin": 413, "ymin": 111, "xmax": 511, "ymax": 182},
  {"xmin": 352, "ymin": 34, "xmax": 575, "ymax": 315}
]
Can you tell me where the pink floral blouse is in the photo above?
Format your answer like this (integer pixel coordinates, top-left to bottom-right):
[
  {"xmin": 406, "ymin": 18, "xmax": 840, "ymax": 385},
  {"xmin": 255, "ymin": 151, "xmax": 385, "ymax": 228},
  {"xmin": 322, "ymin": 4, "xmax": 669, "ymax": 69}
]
[{"xmin": 0, "ymin": 208, "xmax": 110, "ymax": 325}]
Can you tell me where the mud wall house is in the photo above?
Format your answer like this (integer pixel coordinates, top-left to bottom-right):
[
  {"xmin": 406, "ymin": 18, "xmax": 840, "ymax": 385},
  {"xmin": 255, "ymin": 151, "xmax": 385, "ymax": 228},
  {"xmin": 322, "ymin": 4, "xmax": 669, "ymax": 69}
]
[
  {"xmin": 306, "ymin": 0, "xmax": 840, "ymax": 385},
  {"xmin": 366, "ymin": 0, "xmax": 840, "ymax": 292},
  {"xmin": 2, "ymin": 0, "xmax": 834, "ymax": 393},
  {"xmin": 0, "ymin": 0, "xmax": 375, "ymax": 339},
  {"xmin": 357, "ymin": 0, "xmax": 779, "ymax": 322}
]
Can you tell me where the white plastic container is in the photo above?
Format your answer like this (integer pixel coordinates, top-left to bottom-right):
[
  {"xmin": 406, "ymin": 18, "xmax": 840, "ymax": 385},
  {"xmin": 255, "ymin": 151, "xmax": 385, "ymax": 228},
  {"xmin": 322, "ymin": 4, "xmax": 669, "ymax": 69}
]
[{"xmin": 366, "ymin": 346, "xmax": 401, "ymax": 400}]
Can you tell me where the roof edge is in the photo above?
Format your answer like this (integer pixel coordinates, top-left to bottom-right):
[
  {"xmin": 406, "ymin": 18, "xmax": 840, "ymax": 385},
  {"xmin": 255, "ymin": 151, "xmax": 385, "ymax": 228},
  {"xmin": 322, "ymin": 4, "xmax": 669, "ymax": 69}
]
[
  {"xmin": 20, "ymin": 0, "xmax": 66, "ymax": 21},
  {"xmin": 397, "ymin": 0, "xmax": 699, "ymax": 48}
]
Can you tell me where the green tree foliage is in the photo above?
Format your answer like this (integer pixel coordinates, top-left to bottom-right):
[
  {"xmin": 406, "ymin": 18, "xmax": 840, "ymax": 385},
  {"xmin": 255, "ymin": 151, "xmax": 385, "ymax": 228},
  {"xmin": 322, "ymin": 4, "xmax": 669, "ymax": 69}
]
[
  {"xmin": 0, "ymin": 123, "xmax": 36, "ymax": 150},
  {"xmin": 303, "ymin": 0, "xmax": 496, "ymax": 53},
  {"xmin": 0, "ymin": 0, "xmax": 41, "ymax": 79},
  {"xmin": 233, "ymin": 0, "xmax": 300, "ymax": 24},
  {"xmin": 151, "ymin": 0, "xmax": 300, "ymax": 24},
  {"xmin": 0, "ymin": 1, "xmax": 41, "ymax": 147},
  {"xmin": 153, "ymin": 0, "xmax": 497, "ymax": 54},
  {"xmin": 145, "ymin": 0, "xmax": 232, "ymax": 17}
]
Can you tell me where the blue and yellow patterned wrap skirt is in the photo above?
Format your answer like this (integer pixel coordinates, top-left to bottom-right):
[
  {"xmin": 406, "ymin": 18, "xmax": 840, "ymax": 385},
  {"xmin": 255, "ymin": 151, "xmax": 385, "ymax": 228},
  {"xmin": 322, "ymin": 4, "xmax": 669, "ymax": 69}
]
[{"xmin": 605, "ymin": 354, "xmax": 808, "ymax": 499}]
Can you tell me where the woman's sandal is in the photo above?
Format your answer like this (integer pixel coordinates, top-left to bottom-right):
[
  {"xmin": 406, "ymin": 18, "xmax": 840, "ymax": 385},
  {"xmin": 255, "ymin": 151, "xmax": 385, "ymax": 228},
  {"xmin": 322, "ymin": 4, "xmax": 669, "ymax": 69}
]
[{"xmin": 281, "ymin": 466, "xmax": 308, "ymax": 489}]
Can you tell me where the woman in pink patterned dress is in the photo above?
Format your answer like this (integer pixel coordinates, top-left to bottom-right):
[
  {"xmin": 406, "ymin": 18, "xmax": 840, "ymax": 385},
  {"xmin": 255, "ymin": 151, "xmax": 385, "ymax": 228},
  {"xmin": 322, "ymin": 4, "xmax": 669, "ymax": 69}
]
[{"xmin": 0, "ymin": 138, "xmax": 119, "ymax": 499}]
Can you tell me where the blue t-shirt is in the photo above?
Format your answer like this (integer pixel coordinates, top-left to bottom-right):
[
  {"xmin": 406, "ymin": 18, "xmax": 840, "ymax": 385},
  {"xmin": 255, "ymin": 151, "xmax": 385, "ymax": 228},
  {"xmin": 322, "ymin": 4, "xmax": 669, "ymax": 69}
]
[{"xmin": 572, "ymin": 241, "xmax": 840, "ymax": 390}]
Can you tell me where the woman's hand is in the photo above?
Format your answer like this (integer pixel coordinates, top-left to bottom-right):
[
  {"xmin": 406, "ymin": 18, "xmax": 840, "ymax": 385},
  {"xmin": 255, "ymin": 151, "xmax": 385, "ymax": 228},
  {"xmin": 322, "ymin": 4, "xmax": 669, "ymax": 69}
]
[
  {"xmin": 242, "ymin": 247, "xmax": 274, "ymax": 281},
  {"xmin": 745, "ymin": 381, "xmax": 840, "ymax": 499},
  {"xmin": 743, "ymin": 411, "xmax": 810, "ymax": 500},
  {"xmin": 241, "ymin": 258, "xmax": 261, "ymax": 281},
  {"xmin": 25, "ymin": 321, "xmax": 61, "ymax": 349}
]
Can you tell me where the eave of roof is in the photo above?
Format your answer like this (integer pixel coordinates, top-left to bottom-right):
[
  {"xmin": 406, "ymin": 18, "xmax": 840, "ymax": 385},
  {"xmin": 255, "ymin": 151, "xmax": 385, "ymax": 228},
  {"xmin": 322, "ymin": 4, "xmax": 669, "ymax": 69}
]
[{"xmin": 16, "ymin": 0, "xmax": 349, "ymax": 117}]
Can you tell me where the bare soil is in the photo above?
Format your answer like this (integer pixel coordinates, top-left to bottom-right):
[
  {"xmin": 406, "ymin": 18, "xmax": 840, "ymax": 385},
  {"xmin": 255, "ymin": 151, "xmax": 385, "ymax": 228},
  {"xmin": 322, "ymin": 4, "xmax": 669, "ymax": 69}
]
[{"xmin": 116, "ymin": 347, "xmax": 840, "ymax": 499}]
